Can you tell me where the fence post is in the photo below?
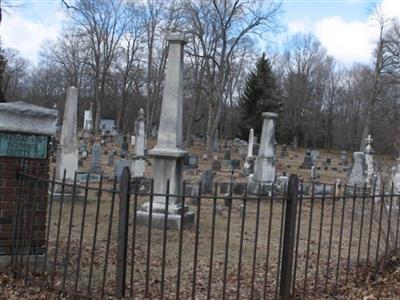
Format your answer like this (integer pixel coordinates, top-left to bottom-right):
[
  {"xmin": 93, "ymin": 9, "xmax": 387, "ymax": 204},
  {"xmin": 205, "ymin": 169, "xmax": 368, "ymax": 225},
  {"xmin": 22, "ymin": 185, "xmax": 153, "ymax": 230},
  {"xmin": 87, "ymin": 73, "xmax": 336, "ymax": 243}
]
[
  {"xmin": 279, "ymin": 174, "xmax": 299, "ymax": 300},
  {"xmin": 116, "ymin": 167, "xmax": 131, "ymax": 299}
]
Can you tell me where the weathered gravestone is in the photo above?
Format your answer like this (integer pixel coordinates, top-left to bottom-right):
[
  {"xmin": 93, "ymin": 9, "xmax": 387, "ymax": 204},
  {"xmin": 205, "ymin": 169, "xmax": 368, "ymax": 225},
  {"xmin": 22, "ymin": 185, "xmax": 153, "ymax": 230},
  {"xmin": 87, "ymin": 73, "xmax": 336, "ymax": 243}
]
[
  {"xmin": 107, "ymin": 150, "xmax": 115, "ymax": 167},
  {"xmin": 90, "ymin": 144, "xmax": 102, "ymax": 174},
  {"xmin": 0, "ymin": 101, "xmax": 58, "ymax": 269},
  {"xmin": 348, "ymin": 152, "xmax": 366, "ymax": 187},
  {"xmin": 364, "ymin": 134, "xmax": 375, "ymax": 186},
  {"xmin": 131, "ymin": 108, "xmax": 146, "ymax": 177},
  {"xmin": 340, "ymin": 151, "xmax": 348, "ymax": 165},
  {"xmin": 120, "ymin": 137, "xmax": 129, "ymax": 158},
  {"xmin": 248, "ymin": 112, "xmax": 278, "ymax": 194},
  {"xmin": 212, "ymin": 160, "xmax": 221, "ymax": 171},
  {"xmin": 137, "ymin": 31, "xmax": 193, "ymax": 229},
  {"xmin": 55, "ymin": 87, "xmax": 79, "ymax": 186},
  {"xmin": 201, "ymin": 170, "xmax": 215, "ymax": 194},
  {"xmin": 301, "ymin": 149, "xmax": 313, "ymax": 169},
  {"xmin": 115, "ymin": 159, "xmax": 130, "ymax": 181},
  {"xmin": 280, "ymin": 144, "xmax": 288, "ymax": 158}
]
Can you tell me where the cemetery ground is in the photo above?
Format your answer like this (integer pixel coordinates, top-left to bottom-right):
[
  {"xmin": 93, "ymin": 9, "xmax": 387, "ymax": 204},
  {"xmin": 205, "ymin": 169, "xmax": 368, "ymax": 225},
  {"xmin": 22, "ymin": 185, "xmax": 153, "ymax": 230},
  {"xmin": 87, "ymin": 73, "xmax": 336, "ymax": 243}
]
[{"xmin": 2, "ymin": 138, "xmax": 400, "ymax": 299}]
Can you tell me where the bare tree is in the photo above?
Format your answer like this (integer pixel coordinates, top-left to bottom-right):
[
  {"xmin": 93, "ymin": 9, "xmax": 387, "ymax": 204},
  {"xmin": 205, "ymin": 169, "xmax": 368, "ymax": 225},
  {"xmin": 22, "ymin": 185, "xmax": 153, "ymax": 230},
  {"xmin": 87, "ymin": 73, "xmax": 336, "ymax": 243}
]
[{"xmin": 66, "ymin": 0, "xmax": 128, "ymax": 133}]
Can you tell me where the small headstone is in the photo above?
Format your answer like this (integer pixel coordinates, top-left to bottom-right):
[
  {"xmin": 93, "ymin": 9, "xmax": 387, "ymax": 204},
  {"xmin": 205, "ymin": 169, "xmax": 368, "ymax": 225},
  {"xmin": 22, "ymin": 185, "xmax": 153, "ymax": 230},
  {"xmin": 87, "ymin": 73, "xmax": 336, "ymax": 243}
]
[
  {"xmin": 108, "ymin": 151, "xmax": 115, "ymax": 167},
  {"xmin": 219, "ymin": 182, "xmax": 229, "ymax": 194},
  {"xmin": 224, "ymin": 148, "xmax": 231, "ymax": 160},
  {"xmin": 310, "ymin": 150, "xmax": 319, "ymax": 162},
  {"xmin": 280, "ymin": 144, "xmax": 288, "ymax": 158},
  {"xmin": 301, "ymin": 149, "xmax": 313, "ymax": 169},
  {"xmin": 340, "ymin": 151, "xmax": 348, "ymax": 165},
  {"xmin": 326, "ymin": 158, "xmax": 331, "ymax": 165},
  {"xmin": 81, "ymin": 150, "xmax": 88, "ymax": 159},
  {"xmin": 221, "ymin": 160, "xmax": 232, "ymax": 170},
  {"xmin": 90, "ymin": 144, "xmax": 102, "ymax": 174},
  {"xmin": 115, "ymin": 159, "xmax": 130, "ymax": 181},
  {"xmin": 212, "ymin": 160, "xmax": 221, "ymax": 171},
  {"xmin": 234, "ymin": 182, "xmax": 245, "ymax": 195},
  {"xmin": 121, "ymin": 138, "xmax": 129, "ymax": 158},
  {"xmin": 310, "ymin": 166, "xmax": 317, "ymax": 181},
  {"xmin": 231, "ymin": 160, "xmax": 240, "ymax": 169},
  {"xmin": 200, "ymin": 170, "xmax": 214, "ymax": 194}
]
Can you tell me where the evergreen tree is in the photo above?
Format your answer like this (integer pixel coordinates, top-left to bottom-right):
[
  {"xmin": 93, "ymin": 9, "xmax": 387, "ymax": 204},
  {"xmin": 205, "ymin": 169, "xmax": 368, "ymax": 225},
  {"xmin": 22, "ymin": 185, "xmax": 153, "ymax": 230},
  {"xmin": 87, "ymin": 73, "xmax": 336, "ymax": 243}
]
[{"xmin": 238, "ymin": 53, "xmax": 281, "ymax": 140}]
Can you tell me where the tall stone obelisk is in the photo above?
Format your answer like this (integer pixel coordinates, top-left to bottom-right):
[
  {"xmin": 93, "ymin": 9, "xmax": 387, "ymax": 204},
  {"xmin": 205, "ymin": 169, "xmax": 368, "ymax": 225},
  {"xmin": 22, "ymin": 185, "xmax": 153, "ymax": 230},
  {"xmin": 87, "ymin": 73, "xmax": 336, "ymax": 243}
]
[
  {"xmin": 248, "ymin": 112, "xmax": 278, "ymax": 194},
  {"xmin": 55, "ymin": 87, "xmax": 79, "ymax": 183},
  {"xmin": 132, "ymin": 108, "xmax": 146, "ymax": 177},
  {"xmin": 137, "ymin": 31, "xmax": 193, "ymax": 229}
]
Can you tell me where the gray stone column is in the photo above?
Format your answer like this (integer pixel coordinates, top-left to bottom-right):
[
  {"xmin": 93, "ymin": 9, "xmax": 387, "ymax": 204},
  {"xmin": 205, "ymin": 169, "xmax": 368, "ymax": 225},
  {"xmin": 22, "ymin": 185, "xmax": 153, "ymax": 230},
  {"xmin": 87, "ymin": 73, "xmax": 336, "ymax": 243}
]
[
  {"xmin": 132, "ymin": 108, "xmax": 146, "ymax": 177},
  {"xmin": 137, "ymin": 31, "xmax": 193, "ymax": 229},
  {"xmin": 55, "ymin": 87, "xmax": 79, "ymax": 182},
  {"xmin": 364, "ymin": 134, "xmax": 374, "ymax": 186},
  {"xmin": 248, "ymin": 112, "xmax": 278, "ymax": 194},
  {"xmin": 253, "ymin": 112, "xmax": 278, "ymax": 183}
]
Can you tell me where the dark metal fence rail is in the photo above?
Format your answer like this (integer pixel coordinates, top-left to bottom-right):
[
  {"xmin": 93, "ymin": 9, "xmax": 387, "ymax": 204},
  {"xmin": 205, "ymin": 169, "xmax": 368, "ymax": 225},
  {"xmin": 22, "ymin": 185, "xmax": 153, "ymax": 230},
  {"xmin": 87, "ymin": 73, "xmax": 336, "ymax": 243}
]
[{"xmin": 9, "ymin": 168, "xmax": 400, "ymax": 299}]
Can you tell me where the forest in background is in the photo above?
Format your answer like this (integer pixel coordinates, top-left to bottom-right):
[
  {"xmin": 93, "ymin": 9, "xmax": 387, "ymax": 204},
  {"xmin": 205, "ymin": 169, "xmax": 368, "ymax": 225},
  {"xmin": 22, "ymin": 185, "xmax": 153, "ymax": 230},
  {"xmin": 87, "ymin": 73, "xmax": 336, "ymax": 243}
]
[{"xmin": 1, "ymin": 0, "xmax": 400, "ymax": 156}]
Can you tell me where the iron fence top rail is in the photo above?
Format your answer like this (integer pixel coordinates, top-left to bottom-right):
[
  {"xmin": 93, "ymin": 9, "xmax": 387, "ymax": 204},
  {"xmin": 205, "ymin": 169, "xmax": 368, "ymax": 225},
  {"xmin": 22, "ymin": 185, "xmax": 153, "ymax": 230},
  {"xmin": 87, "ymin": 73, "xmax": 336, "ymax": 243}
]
[{"xmin": 17, "ymin": 170, "xmax": 400, "ymax": 201}]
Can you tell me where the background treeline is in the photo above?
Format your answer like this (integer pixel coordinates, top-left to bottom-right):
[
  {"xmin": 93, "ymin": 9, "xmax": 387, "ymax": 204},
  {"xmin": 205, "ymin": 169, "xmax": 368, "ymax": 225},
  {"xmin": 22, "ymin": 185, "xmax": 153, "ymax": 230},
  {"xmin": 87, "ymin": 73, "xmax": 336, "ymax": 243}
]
[{"xmin": 1, "ymin": 0, "xmax": 400, "ymax": 157}]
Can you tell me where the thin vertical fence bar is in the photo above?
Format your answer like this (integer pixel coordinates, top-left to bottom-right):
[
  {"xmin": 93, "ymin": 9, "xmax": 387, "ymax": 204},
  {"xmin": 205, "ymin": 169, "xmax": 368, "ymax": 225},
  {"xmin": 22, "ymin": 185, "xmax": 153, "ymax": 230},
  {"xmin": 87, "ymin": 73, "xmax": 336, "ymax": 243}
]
[
  {"xmin": 335, "ymin": 184, "xmax": 347, "ymax": 289},
  {"xmin": 384, "ymin": 183, "xmax": 394, "ymax": 266},
  {"xmin": 144, "ymin": 179, "xmax": 154, "ymax": 298},
  {"xmin": 222, "ymin": 181, "xmax": 233, "ymax": 300},
  {"xmin": 292, "ymin": 180, "xmax": 304, "ymax": 295},
  {"xmin": 87, "ymin": 175, "xmax": 103, "ymax": 295},
  {"xmin": 51, "ymin": 169, "xmax": 67, "ymax": 287},
  {"xmin": 26, "ymin": 162, "xmax": 40, "ymax": 275},
  {"xmin": 116, "ymin": 168, "xmax": 131, "ymax": 299},
  {"xmin": 236, "ymin": 184, "xmax": 247, "ymax": 300},
  {"xmin": 129, "ymin": 179, "xmax": 139, "ymax": 297},
  {"xmin": 192, "ymin": 182, "xmax": 202, "ymax": 300},
  {"xmin": 303, "ymin": 184, "xmax": 315, "ymax": 295},
  {"xmin": 11, "ymin": 165, "xmax": 25, "ymax": 268},
  {"xmin": 34, "ymin": 161, "xmax": 47, "ymax": 273},
  {"xmin": 325, "ymin": 184, "xmax": 337, "ymax": 290},
  {"xmin": 356, "ymin": 184, "xmax": 367, "ymax": 268},
  {"xmin": 250, "ymin": 184, "xmax": 261, "ymax": 299},
  {"xmin": 62, "ymin": 172, "xmax": 78, "ymax": 291},
  {"xmin": 206, "ymin": 182, "xmax": 218, "ymax": 300},
  {"xmin": 345, "ymin": 185, "xmax": 357, "ymax": 284},
  {"xmin": 279, "ymin": 176, "xmax": 298, "ymax": 300},
  {"xmin": 101, "ymin": 176, "xmax": 117, "ymax": 298},
  {"xmin": 176, "ymin": 180, "xmax": 186, "ymax": 300},
  {"xmin": 43, "ymin": 168, "xmax": 56, "ymax": 274},
  {"xmin": 375, "ymin": 183, "xmax": 386, "ymax": 270},
  {"xmin": 275, "ymin": 184, "xmax": 285, "ymax": 299},
  {"xmin": 75, "ymin": 173, "xmax": 91, "ymax": 292},
  {"xmin": 160, "ymin": 180, "xmax": 170, "ymax": 300},
  {"xmin": 314, "ymin": 184, "xmax": 326, "ymax": 293},
  {"xmin": 263, "ymin": 187, "xmax": 274, "ymax": 300},
  {"xmin": 395, "ymin": 194, "xmax": 400, "ymax": 249},
  {"xmin": 367, "ymin": 183, "xmax": 377, "ymax": 265}
]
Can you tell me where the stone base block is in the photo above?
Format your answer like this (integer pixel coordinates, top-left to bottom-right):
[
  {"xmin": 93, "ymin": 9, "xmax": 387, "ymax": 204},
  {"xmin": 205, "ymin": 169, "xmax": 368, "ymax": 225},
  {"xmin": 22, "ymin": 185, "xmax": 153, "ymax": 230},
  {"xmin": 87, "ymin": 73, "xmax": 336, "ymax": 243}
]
[
  {"xmin": 247, "ymin": 178, "xmax": 273, "ymax": 196},
  {"xmin": 136, "ymin": 211, "xmax": 195, "ymax": 230}
]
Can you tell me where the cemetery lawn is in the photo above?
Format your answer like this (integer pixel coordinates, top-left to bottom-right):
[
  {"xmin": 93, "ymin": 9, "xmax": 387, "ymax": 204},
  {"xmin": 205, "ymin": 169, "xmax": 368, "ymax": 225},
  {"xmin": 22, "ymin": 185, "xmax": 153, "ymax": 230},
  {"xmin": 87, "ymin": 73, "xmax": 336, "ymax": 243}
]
[{"xmin": 2, "ymin": 139, "xmax": 399, "ymax": 298}]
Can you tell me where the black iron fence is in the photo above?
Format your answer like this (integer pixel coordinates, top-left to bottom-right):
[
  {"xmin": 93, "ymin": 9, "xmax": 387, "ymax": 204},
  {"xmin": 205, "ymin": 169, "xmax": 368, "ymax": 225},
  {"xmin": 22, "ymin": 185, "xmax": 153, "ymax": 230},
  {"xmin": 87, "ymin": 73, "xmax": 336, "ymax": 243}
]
[{"xmin": 8, "ymin": 167, "xmax": 400, "ymax": 299}]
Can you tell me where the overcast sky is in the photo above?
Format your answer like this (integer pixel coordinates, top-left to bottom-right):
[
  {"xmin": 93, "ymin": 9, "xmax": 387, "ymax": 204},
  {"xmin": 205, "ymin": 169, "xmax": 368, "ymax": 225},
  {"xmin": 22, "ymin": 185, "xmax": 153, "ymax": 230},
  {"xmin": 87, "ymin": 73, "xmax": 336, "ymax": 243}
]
[{"xmin": 1, "ymin": 0, "xmax": 400, "ymax": 66}]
